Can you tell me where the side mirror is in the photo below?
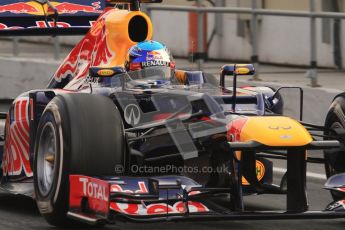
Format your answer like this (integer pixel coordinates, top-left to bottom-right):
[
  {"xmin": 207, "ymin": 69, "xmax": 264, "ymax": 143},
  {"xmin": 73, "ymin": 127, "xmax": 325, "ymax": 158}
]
[
  {"xmin": 220, "ymin": 64, "xmax": 255, "ymax": 88},
  {"xmin": 89, "ymin": 66, "xmax": 126, "ymax": 78},
  {"xmin": 219, "ymin": 64, "xmax": 255, "ymax": 111}
]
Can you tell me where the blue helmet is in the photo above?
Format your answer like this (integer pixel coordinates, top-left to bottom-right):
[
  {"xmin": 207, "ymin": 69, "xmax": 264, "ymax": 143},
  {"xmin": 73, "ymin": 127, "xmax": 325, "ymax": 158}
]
[{"xmin": 125, "ymin": 40, "xmax": 175, "ymax": 71}]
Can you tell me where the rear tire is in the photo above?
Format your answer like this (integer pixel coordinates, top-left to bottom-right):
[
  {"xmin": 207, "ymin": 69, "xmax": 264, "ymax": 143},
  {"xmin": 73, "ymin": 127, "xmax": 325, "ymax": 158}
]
[
  {"xmin": 34, "ymin": 93, "xmax": 125, "ymax": 227},
  {"xmin": 324, "ymin": 95, "xmax": 345, "ymax": 201}
]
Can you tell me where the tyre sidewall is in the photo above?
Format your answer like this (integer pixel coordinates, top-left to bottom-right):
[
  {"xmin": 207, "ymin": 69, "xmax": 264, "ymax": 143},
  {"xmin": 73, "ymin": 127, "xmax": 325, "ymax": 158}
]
[
  {"xmin": 34, "ymin": 94, "xmax": 125, "ymax": 226},
  {"xmin": 34, "ymin": 97, "xmax": 71, "ymax": 225},
  {"xmin": 324, "ymin": 96, "xmax": 345, "ymax": 200}
]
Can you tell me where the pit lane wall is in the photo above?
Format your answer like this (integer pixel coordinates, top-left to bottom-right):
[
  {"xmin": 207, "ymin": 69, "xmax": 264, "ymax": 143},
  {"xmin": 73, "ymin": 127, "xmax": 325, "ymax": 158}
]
[
  {"xmin": 6, "ymin": 8, "xmax": 345, "ymax": 68},
  {"xmin": 150, "ymin": 12, "xmax": 345, "ymax": 68},
  {"xmin": 0, "ymin": 57, "xmax": 57, "ymax": 99}
]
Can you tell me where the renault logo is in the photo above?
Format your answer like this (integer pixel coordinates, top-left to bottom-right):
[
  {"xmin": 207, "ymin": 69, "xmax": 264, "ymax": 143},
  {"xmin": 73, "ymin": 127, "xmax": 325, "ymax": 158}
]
[{"xmin": 124, "ymin": 104, "xmax": 141, "ymax": 126}]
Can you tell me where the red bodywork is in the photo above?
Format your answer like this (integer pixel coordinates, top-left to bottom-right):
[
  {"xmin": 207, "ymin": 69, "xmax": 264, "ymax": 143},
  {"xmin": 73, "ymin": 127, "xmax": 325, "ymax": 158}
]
[
  {"xmin": 0, "ymin": 1, "xmax": 102, "ymax": 15},
  {"xmin": 49, "ymin": 9, "xmax": 116, "ymax": 89},
  {"xmin": 227, "ymin": 117, "xmax": 248, "ymax": 142},
  {"xmin": 51, "ymin": 2, "xmax": 102, "ymax": 14},
  {"xmin": 70, "ymin": 175, "xmax": 110, "ymax": 219},
  {"xmin": 2, "ymin": 98, "xmax": 32, "ymax": 178},
  {"xmin": 2, "ymin": 8, "xmax": 115, "ymax": 179}
]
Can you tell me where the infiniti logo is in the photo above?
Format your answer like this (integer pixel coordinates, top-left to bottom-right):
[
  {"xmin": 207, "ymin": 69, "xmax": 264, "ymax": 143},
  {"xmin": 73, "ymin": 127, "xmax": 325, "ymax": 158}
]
[{"xmin": 124, "ymin": 104, "xmax": 141, "ymax": 126}]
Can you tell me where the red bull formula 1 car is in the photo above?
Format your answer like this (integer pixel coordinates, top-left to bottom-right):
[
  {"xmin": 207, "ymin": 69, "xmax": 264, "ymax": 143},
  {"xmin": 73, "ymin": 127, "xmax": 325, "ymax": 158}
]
[{"xmin": 0, "ymin": 0, "xmax": 345, "ymax": 227}]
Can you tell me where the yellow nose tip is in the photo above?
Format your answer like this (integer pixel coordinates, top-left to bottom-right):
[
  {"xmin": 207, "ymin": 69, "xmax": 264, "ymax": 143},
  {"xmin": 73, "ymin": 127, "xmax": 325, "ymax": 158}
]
[{"xmin": 239, "ymin": 116, "xmax": 313, "ymax": 147}]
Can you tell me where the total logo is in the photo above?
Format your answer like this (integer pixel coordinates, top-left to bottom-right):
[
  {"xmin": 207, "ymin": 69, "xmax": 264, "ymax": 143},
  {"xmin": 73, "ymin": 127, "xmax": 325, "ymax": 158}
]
[{"xmin": 79, "ymin": 177, "xmax": 108, "ymax": 202}]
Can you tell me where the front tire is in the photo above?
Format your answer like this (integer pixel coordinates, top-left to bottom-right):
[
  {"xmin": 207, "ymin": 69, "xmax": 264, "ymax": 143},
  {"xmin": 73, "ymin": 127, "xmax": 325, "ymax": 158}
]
[
  {"xmin": 34, "ymin": 94, "xmax": 125, "ymax": 227},
  {"xmin": 324, "ymin": 95, "xmax": 345, "ymax": 201}
]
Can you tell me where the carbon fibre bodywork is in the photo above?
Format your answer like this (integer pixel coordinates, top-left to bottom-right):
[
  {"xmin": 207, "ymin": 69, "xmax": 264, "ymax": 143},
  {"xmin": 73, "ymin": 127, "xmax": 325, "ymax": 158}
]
[{"xmin": 0, "ymin": 0, "xmax": 345, "ymax": 227}]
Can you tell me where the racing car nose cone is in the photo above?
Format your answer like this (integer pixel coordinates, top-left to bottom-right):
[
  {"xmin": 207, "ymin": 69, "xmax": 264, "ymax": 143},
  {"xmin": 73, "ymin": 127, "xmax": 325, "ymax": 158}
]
[
  {"xmin": 44, "ymin": 154, "xmax": 55, "ymax": 164},
  {"xmin": 235, "ymin": 116, "xmax": 313, "ymax": 147}
]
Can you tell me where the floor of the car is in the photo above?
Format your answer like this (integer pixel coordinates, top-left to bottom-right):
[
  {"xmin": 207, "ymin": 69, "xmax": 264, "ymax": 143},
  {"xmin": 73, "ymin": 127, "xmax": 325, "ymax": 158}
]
[{"xmin": 0, "ymin": 179, "xmax": 34, "ymax": 198}]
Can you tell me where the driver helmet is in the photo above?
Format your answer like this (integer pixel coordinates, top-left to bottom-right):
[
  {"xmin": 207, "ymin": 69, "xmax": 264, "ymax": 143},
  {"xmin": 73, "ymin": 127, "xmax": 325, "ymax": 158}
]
[{"xmin": 125, "ymin": 40, "xmax": 175, "ymax": 72}]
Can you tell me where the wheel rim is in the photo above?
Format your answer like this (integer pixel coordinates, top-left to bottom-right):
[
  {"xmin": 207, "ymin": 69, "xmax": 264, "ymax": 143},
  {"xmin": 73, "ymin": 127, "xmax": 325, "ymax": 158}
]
[{"xmin": 37, "ymin": 122, "xmax": 57, "ymax": 197}]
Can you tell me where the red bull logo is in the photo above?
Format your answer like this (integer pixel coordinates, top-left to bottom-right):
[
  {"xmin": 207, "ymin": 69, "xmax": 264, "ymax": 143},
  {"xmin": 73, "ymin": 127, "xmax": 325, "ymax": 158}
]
[
  {"xmin": 54, "ymin": 10, "xmax": 115, "ymax": 82},
  {"xmin": 49, "ymin": 1, "xmax": 102, "ymax": 14},
  {"xmin": 0, "ymin": 1, "xmax": 102, "ymax": 31},
  {"xmin": 0, "ymin": 1, "xmax": 102, "ymax": 15},
  {"xmin": 0, "ymin": 2, "xmax": 39, "ymax": 14},
  {"xmin": 147, "ymin": 50, "xmax": 163, "ymax": 61}
]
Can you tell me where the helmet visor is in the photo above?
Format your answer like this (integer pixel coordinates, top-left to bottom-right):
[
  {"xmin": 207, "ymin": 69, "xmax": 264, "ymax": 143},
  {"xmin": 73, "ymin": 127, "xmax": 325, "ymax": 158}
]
[{"xmin": 127, "ymin": 66, "xmax": 173, "ymax": 82}]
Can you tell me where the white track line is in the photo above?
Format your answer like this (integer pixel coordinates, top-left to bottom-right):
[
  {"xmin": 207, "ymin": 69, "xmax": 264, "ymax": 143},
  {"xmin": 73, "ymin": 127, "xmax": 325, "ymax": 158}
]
[{"xmin": 273, "ymin": 167, "xmax": 327, "ymax": 180}]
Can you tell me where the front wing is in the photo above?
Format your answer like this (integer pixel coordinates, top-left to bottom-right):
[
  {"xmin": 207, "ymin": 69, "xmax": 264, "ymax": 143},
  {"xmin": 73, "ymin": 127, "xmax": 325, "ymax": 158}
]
[{"xmin": 67, "ymin": 140, "xmax": 345, "ymax": 226}]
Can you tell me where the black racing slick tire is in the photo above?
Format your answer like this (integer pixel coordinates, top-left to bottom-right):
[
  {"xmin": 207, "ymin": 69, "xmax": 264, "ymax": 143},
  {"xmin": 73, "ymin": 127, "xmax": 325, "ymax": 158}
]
[
  {"xmin": 33, "ymin": 93, "xmax": 125, "ymax": 227},
  {"xmin": 324, "ymin": 95, "xmax": 345, "ymax": 201}
]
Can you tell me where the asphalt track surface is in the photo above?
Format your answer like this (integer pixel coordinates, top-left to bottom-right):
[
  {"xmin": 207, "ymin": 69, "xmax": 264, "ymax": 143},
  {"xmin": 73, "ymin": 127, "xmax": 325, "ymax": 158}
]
[{"xmin": 0, "ymin": 185, "xmax": 344, "ymax": 230}]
